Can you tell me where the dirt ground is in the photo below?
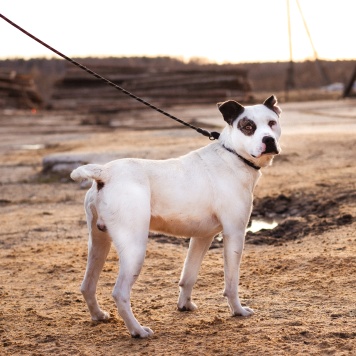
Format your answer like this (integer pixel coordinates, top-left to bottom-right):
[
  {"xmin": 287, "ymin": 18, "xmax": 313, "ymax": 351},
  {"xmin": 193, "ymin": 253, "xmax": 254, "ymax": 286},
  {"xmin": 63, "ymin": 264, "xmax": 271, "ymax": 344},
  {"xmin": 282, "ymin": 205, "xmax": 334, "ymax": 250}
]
[{"xmin": 0, "ymin": 99, "xmax": 355, "ymax": 355}]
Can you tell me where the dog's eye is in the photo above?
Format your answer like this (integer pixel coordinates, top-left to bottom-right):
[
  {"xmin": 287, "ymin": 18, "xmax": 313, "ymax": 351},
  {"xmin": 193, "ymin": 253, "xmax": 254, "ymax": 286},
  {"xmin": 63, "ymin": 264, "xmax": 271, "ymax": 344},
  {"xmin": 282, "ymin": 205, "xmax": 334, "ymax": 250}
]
[
  {"xmin": 238, "ymin": 118, "xmax": 256, "ymax": 136},
  {"xmin": 268, "ymin": 120, "xmax": 277, "ymax": 127}
]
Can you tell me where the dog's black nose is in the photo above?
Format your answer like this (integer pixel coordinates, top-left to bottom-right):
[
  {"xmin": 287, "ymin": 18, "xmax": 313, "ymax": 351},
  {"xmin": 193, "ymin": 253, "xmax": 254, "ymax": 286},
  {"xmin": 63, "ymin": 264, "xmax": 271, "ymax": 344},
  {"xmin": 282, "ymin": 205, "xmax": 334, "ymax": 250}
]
[{"xmin": 262, "ymin": 136, "xmax": 279, "ymax": 154}]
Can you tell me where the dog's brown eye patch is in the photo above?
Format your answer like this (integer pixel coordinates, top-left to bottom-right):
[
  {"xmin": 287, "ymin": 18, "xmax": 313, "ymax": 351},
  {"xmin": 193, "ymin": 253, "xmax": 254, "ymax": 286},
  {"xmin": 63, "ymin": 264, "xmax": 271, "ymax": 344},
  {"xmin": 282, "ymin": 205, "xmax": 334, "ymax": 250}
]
[
  {"xmin": 237, "ymin": 117, "xmax": 256, "ymax": 136},
  {"xmin": 268, "ymin": 120, "xmax": 277, "ymax": 127}
]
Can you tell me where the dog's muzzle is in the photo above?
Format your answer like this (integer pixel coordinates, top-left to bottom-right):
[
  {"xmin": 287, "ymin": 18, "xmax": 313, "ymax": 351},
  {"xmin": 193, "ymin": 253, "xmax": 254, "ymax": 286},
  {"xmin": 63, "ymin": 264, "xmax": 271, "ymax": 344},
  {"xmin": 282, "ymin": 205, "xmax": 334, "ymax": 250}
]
[{"xmin": 262, "ymin": 136, "xmax": 279, "ymax": 155}]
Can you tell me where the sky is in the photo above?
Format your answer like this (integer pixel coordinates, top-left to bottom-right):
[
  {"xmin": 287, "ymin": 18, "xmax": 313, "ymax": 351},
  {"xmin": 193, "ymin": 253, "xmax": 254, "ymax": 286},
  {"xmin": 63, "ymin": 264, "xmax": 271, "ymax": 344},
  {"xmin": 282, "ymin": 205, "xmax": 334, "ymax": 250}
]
[{"xmin": 0, "ymin": 0, "xmax": 355, "ymax": 63}]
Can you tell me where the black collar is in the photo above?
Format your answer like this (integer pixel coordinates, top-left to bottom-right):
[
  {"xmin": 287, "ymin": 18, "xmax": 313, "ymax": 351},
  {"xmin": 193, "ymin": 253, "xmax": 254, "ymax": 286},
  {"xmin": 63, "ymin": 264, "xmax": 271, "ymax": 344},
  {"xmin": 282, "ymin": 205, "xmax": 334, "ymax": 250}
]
[{"xmin": 222, "ymin": 145, "xmax": 261, "ymax": 171}]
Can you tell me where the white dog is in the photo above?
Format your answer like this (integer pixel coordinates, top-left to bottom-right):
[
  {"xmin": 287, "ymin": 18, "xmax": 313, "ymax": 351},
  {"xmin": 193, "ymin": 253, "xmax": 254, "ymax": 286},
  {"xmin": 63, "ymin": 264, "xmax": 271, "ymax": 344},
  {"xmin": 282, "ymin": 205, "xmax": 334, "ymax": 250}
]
[{"xmin": 71, "ymin": 95, "xmax": 282, "ymax": 338}]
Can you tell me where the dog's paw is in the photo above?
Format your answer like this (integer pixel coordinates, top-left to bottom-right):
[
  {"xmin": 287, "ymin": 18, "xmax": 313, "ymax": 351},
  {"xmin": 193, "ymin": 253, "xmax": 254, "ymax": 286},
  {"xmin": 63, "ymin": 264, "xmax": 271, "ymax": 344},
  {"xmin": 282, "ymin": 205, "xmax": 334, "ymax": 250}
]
[
  {"xmin": 131, "ymin": 326, "xmax": 154, "ymax": 338},
  {"xmin": 177, "ymin": 300, "xmax": 198, "ymax": 312},
  {"xmin": 232, "ymin": 306, "xmax": 254, "ymax": 317},
  {"xmin": 91, "ymin": 310, "xmax": 110, "ymax": 321}
]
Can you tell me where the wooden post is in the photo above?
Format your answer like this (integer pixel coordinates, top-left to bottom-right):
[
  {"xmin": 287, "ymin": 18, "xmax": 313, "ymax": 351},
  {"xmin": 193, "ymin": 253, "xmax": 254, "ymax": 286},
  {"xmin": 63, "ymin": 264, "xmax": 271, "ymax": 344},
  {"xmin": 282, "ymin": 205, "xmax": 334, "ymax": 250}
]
[{"xmin": 343, "ymin": 65, "xmax": 356, "ymax": 98}]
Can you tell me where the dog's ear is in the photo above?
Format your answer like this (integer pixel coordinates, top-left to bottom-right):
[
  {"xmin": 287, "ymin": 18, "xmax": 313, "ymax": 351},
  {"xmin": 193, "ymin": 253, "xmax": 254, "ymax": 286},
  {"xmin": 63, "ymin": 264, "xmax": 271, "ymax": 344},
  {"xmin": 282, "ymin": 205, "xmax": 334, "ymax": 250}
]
[
  {"xmin": 217, "ymin": 100, "xmax": 245, "ymax": 125},
  {"xmin": 263, "ymin": 95, "xmax": 282, "ymax": 116}
]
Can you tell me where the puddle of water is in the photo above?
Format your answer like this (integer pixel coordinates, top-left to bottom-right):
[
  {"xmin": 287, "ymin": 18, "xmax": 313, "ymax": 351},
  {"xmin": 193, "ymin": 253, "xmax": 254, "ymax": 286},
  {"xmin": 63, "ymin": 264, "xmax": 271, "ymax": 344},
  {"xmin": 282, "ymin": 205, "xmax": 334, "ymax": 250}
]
[
  {"xmin": 19, "ymin": 144, "xmax": 45, "ymax": 150},
  {"xmin": 215, "ymin": 219, "xmax": 278, "ymax": 241},
  {"xmin": 246, "ymin": 219, "xmax": 279, "ymax": 233}
]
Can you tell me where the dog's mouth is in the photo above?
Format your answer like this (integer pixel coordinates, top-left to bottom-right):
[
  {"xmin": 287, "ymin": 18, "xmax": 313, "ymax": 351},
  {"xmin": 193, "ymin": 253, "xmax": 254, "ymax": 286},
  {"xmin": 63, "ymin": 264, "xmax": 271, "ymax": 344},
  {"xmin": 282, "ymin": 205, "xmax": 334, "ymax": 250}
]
[
  {"xmin": 262, "ymin": 147, "xmax": 280, "ymax": 155},
  {"xmin": 252, "ymin": 148, "xmax": 280, "ymax": 158}
]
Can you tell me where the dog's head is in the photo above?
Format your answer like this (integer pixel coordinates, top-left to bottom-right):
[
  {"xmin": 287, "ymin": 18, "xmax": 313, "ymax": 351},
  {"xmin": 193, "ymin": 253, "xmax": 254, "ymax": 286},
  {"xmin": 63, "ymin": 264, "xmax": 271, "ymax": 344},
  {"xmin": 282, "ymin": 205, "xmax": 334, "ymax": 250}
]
[{"xmin": 218, "ymin": 95, "xmax": 282, "ymax": 167}]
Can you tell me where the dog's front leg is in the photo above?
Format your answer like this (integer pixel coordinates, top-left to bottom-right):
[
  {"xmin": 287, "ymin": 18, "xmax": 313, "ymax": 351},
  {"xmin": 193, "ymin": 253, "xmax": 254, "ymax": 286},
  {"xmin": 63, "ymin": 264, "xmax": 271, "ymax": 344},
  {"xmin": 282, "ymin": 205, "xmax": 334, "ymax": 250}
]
[{"xmin": 222, "ymin": 231, "xmax": 254, "ymax": 317}]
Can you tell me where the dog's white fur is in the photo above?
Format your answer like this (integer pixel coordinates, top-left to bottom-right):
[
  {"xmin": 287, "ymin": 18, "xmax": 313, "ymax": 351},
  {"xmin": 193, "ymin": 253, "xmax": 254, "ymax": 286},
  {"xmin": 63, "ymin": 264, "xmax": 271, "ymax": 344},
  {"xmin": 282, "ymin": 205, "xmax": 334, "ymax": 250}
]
[{"xmin": 71, "ymin": 96, "xmax": 282, "ymax": 338}]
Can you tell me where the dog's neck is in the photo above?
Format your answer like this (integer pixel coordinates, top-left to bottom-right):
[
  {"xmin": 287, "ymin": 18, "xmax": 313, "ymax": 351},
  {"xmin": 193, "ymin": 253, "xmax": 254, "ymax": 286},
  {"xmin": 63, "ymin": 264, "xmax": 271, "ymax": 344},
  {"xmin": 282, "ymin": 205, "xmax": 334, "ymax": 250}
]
[{"xmin": 221, "ymin": 145, "xmax": 261, "ymax": 170}]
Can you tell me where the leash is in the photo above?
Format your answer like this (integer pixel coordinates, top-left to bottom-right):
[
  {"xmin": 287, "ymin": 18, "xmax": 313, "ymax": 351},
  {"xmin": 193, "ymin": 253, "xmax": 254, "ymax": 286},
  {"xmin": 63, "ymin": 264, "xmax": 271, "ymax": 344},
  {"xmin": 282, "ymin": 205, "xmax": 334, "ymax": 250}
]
[
  {"xmin": 1, "ymin": 13, "xmax": 262, "ymax": 170},
  {"xmin": 0, "ymin": 13, "xmax": 220, "ymax": 141}
]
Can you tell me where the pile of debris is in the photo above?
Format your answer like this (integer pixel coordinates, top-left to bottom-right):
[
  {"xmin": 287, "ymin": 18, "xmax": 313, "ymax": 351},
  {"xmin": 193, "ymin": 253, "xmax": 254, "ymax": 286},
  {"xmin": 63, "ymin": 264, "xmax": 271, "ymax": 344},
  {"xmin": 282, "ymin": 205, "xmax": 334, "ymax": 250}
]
[
  {"xmin": 52, "ymin": 63, "xmax": 252, "ymax": 113},
  {"xmin": 0, "ymin": 71, "xmax": 42, "ymax": 109}
]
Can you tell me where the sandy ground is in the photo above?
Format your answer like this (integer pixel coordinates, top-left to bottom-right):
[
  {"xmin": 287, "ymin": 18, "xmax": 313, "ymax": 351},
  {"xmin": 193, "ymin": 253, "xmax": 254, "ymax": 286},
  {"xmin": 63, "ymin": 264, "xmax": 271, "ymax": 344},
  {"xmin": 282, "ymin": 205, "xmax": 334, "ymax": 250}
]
[{"xmin": 0, "ymin": 99, "xmax": 355, "ymax": 355}]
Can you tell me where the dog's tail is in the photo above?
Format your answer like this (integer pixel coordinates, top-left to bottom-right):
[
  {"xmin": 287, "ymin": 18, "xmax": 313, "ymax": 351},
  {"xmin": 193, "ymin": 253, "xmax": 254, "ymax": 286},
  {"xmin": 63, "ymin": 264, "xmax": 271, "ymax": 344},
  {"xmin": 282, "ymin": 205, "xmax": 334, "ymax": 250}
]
[{"xmin": 70, "ymin": 164, "xmax": 107, "ymax": 183}]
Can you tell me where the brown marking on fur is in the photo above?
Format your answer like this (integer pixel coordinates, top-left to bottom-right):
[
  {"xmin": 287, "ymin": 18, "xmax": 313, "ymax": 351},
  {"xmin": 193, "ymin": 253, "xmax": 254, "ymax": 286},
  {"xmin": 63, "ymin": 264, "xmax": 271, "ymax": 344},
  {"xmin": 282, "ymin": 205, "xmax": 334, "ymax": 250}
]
[
  {"xmin": 97, "ymin": 180, "xmax": 104, "ymax": 191},
  {"xmin": 237, "ymin": 117, "xmax": 257, "ymax": 136},
  {"xmin": 97, "ymin": 223, "xmax": 107, "ymax": 232},
  {"xmin": 150, "ymin": 214, "xmax": 221, "ymax": 239}
]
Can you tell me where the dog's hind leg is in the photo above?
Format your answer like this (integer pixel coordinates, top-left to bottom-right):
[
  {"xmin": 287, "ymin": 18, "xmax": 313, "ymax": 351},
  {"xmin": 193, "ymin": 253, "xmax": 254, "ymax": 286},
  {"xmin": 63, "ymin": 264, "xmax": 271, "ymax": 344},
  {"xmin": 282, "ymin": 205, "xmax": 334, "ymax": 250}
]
[
  {"xmin": 177, "ymin": 235, "xmax": 214, "ymax": 311},
  {"xmin": 107, "ymin": 189, "xmax": 153, "ymax": 338},
  {"xmin": 111, "ymin": 225, "xmax": 153, "ymax": 338},
  {"xmin": 81, "ymin": 198, "xmax": 112, "ymax": 321}
]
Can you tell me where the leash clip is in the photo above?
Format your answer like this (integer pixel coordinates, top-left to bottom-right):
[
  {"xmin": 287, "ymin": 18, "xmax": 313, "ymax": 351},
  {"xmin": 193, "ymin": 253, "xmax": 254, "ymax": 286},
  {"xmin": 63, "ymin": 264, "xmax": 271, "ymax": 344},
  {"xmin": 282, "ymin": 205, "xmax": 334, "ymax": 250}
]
[{"xmin": 209, "ymin": 131, "xmax": 221, "ymax": 140}]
